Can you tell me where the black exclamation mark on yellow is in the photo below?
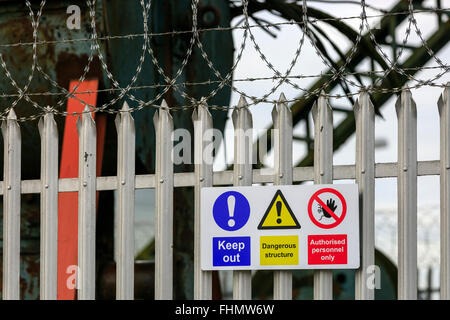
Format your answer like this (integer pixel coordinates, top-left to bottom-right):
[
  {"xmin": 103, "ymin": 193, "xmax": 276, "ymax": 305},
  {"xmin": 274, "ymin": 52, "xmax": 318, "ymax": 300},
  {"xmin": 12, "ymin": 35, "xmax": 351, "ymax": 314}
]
[{"xmin": 276, "ymin": 201, "xmax": 282, "ymax": 224}]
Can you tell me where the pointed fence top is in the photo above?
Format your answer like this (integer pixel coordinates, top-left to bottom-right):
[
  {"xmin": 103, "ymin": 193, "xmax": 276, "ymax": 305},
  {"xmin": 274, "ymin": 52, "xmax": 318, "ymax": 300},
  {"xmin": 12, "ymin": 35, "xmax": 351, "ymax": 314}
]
[
  {"xmin": 198, "ymin": 96, "xmax": 208, "ymax": 107},
  {"xmin": 83, "ymin": 104, "xmax": 93, "ymax": 116},
  {"xmin": 116, "ymin": 101, "xmax": 134, "ymax": 129},
  {"xmin": 315, "ymin": 91, "xmax": 331, "ymax": 115},
  {"xmin": 232, "ymin": 95, "xmax": 252, "ymax": 129},
  {"xmin": 43, "ymin": 106, "xmax": 55, "ymax": 123},
  {"xmin": 197, "ymin": 97, "xmax": 211, "ymax": 114},
  {"xmin": 82, "ymin": 105, "xmax": 95, "ymax": 123},
  {"xmin": 359, "ymin": 90, "xmax": 369, "ymax": 101},
  {"xmin": 354, "ymin": 92, "xmax": 375, "ymax": 117},
  {"xmin": 160, "ymin": 99, "xmax": 169, "ymax": 110},
  {"xmin": 318, "ymin": 91, "xmax": 331, "ymax": 108},
  {"xmin": 272, "ymin": 92, "xmax": 292, "ymax": 127},
  {"xmin": 76, "ymin": 105, "xmax": 95, "ymax": 134},
  {"xmin": 153, "ymin": 99, "xmax": 173, "ymax": 128},
  {"xmin": 275, "ymin": 92, "xmax": 290, "ymax": 114},
  {"xmin": 438, "ymin": 86, "xmax": 450, "ymax": 116},
  {"xmin": 312, "ymin": 93, "xmax": 332, "ymax": 126},
  {"xmin": 121, "ymin": 101, "xmax": 131, "ymax": 112},
  {"xmin": 237, "ymin": 95, "xmax": 248, "ymax": 109},
  {"xmin": 7, "ymin": 108, "xmax": 17, "ymax": 120},
  {"xmin": 278, "ymin": 92, "xmax": 287, "ymax": 104},
  {"xmin": 38, "ymin": 107, "xmax": 57, "ymax": 135},
  {"xmin": 395, "ymin": 88, "xmax": 416, "ymax": 118},
  {"xmin": 401, "ymin": 87, "xmax": 413, "ymax": 99},
  {"xmin": 192, "ymin": 97, "xmax": 212, "ymax": 124},
  {"xmin": 272, "ymin": 92, "xmax": 288, "ymax": 111}
]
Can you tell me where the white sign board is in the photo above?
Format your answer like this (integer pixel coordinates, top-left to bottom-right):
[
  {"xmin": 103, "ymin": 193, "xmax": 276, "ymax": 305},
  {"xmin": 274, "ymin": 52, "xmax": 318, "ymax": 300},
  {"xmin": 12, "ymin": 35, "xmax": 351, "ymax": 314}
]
[{"xmin": 201, "ymin": 184, "xmax": 359, "ymax": 270}]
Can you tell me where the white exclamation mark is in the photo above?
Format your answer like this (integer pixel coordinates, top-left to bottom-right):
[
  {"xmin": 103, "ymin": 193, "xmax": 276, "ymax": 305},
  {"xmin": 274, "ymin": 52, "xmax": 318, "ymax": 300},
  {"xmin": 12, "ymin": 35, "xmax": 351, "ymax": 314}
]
[{"xmin": 227, "ymin": 195, "xmax": 236, "ymax": 227}]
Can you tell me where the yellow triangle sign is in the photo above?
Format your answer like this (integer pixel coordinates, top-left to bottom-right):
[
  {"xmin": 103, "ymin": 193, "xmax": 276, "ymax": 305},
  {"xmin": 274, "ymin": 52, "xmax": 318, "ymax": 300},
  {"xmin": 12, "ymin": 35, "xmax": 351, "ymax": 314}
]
[{"xmin": 258, "ymin": 190, "xmax": 301, "ymax": 229}]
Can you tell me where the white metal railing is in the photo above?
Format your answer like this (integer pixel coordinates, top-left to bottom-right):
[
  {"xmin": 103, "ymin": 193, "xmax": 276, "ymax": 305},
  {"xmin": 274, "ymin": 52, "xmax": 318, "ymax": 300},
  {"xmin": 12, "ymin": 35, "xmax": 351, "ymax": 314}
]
[{"xmin": 1, "ymin": 86, "xmax": 449, "ymax": 300}]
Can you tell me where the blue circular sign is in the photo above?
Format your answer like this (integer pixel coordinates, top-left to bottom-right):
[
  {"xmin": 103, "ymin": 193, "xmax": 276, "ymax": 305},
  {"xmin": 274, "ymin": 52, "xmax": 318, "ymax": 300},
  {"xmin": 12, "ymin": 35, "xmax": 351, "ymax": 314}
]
[{"xmin": 213, "ymin": 191, "xmax": 250, "ymax": 231}]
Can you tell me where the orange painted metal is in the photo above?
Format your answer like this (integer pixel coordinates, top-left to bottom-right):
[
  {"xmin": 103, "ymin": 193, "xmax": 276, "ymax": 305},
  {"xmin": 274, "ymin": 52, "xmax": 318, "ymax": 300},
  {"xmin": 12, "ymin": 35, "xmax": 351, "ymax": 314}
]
[{"xmin": 57, "ymin": 79, "xmax": 105, "ymax": 300}]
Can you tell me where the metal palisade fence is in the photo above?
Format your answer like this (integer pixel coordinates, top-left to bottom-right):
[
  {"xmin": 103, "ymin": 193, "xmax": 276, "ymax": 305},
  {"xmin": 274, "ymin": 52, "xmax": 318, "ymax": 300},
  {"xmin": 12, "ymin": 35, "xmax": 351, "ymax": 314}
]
[{"xmin": 1, "ymin": 86, "xmax": 450, "ymax": 300}]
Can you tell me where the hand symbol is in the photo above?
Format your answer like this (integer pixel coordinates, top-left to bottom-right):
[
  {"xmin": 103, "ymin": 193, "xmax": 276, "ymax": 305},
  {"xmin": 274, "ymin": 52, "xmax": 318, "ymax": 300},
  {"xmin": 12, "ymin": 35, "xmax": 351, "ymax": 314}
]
[{"xmin": 320, "ymin": 198, "xmax": 337, "ymax": 218}]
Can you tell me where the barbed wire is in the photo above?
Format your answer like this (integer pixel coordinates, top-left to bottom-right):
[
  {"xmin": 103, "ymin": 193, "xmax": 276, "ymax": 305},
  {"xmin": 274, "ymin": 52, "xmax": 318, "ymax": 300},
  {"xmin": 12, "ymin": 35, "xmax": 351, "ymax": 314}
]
[
  {"xmin": 0, "ymin": 65, "xmax": 444, "ymax": 98},
  {"xmin": 1, "ymin": 7, "xmax": 447, "ymax": 49},
  {"xmin": 0, "ymin": 0, "xmax": 448, "ymax": 122}
]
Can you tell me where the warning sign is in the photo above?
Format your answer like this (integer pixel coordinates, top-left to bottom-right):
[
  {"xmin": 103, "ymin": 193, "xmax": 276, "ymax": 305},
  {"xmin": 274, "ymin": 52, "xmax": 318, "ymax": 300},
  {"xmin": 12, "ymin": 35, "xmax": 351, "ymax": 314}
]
[
  {"xmin": 213, "ymin": 191, "xmax": 250, "ymax": 231},
  {"xmin": 258, "ymin": 190, "xmax": 300, "ymax": 229},
  {"xmin": 213, "ymin": 236, "xmax": 251, "ymax": 267},
  {"xmin": 308, "ymin": 234, "xmax": 347, "ymax": 265},
  {"xmin": 260, "ymin": 236, "xmax": 298, "ymax": 265},
  {"xmin": 200, "ymin": 184, "xmax": 359, "ymax": 271},
  {"xmin": 308, "ymin": 188, "xmax": 347, "ymax": 229}
]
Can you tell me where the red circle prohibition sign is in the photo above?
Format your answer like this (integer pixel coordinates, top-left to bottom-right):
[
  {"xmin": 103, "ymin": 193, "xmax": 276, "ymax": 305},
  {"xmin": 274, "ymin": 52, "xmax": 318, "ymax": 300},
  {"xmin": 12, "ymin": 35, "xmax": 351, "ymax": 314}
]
[{"xmin": 308, "ymin": 188, "xmax": 347, "ymax": 229}]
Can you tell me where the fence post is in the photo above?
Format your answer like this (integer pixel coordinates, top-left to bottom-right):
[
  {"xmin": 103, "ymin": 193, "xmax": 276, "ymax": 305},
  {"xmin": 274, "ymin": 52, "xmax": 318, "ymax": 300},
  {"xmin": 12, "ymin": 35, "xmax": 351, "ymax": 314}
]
[
  {"xmin": 354, "ymin": 92, "xmax": 375, "ymax": 300},
  {"xmin": 154, "ymin": 100, "xmax": 174, "ymax": 300},
  {"xmin": 77, "ymin": 106, "xmax": 97, "ymax": 300},
  {"xmin": 193, "ymin": 101, "xmax": 213, "ymax": 299},
  {"xmin": 232, "ymin": 96, "xmax": 253, "ymax": 300},
  {"xmin": 312, "ymin": 92, "xmax": 334, "ymax": 300},
  {"xmin": 115, "ymin": 102, "xmax": 136, "ymax": 300},
  {"xmin": 396, "ymin": 89, "xmax": 418, "ymax": 300},
  {"xmin": 1, "ymin": 109, "xmax": 21, "ymax": 300},
  {"xmin": 38, "ymin": 109, "xmax": 59, "ymax": 300},
  {"xmin": 272, "ymin": 93, "xmax": 293, "ymax": 300},
  {"xmin": 438, "ymin": 84, "xmax": 450, "ymax": 300}
]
